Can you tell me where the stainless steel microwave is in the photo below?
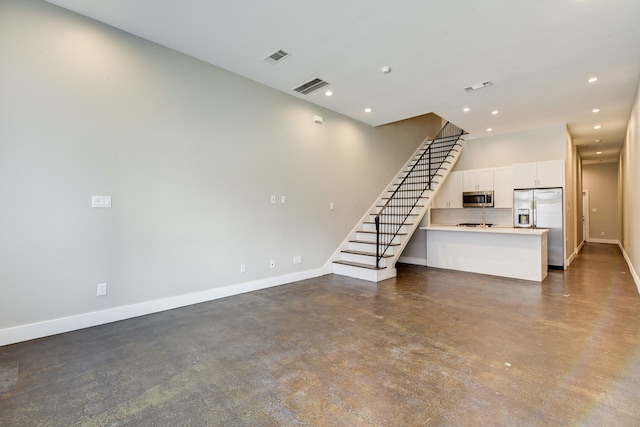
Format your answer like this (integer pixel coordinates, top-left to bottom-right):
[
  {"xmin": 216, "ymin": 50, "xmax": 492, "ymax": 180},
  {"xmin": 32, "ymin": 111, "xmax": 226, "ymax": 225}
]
[{"xmin": 462, "ymin": 191, "xmax": 494, "ymax": 208}]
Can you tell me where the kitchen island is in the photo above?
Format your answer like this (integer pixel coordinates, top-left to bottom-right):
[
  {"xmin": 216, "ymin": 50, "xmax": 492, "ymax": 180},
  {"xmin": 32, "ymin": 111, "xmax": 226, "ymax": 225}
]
[{"xmin": 421, "ymin": 225, "xmax": 549, "ymax": 282}]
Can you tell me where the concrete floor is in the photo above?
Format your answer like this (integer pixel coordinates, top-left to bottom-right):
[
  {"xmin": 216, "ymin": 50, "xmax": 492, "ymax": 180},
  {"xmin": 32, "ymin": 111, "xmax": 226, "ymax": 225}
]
[{"xmin": 1, "ymin": 243, "xmax": 640, "ymax": 426}]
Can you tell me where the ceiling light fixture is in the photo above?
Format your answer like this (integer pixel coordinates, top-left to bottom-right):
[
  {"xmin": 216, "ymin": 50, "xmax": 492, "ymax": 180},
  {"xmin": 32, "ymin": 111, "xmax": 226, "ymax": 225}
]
[
  {"xmin": 381, "ymin": 66, "xmax": 391, "ymax": 74},
  {"xmin": 588, "ymin": 77, "xmax": 598, "ymax": 83},
  {"xmin": 596, "ymin": 151, "xmax": 603, "ymax": 155},
  {"xmin": 592, "ymin": 108, "xmax": 600, "ymax": 113},
  {"xmin": 325, "ymin": 90, "xmax": 333, "ymax": 97},
  {"xmin": 463, "ymin": 107, "xmax": 470, "ymax": 112},
  {"xmin": 595, "ymin": 139, "xmax": 601, "ymax": 143},
  {"xmin": 593, "ymin": 125, "xmax": 602, "ymax": 130},
  {"xmin": 364, "ymin": 108, "xmax": 372, "ymax": 113},
  {"xmin": 487, "ymin": 128, "xmax": 493, "ymax": 132},
  {"xmin": 492, "ymin": 110, "xmax": 499, "ymax": 115}
]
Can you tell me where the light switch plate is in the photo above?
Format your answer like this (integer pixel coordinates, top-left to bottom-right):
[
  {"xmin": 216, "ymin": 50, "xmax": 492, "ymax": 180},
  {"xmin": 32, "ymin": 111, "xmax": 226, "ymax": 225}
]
[{"xmin": 92, "ymin": 196, "xmax": 112, "ymax": 208}]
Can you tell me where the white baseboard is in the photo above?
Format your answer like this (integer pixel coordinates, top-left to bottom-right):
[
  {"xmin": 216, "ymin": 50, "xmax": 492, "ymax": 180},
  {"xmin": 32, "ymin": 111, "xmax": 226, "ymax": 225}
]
[
  {"xmin": 619, "ymin": 243, "xmax": 640, "ymax": 294},
  {"xmin": 397, "ymin": 256, "xmax": 427, "ymax": 266},
  {"xmin": 0, "ymin": 268, "xmax": 324, "ymax": 347},
  {"xmin": 586, "ymin": 238, "xmax": 620, "ymax": 245}
]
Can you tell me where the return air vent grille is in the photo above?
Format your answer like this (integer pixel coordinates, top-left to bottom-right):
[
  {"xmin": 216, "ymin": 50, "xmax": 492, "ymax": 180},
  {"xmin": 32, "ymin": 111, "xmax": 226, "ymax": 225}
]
[
  {"xmin": 264, "ymin": 49, "xmax": 290, "ymax": 64},
  {"xmin": 293, "ymin": 78, "xmax": 330, "ymax": 95},
  {"xmin": 464, "ymin": 80, "xmax": 493, "ymax": 92}
]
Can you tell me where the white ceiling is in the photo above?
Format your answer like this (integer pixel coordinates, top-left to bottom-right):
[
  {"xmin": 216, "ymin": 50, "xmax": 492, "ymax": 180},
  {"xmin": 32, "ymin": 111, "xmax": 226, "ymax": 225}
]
[{"xmin": 45, "ymin": 0, "xmax": 640, "ymax": 163}]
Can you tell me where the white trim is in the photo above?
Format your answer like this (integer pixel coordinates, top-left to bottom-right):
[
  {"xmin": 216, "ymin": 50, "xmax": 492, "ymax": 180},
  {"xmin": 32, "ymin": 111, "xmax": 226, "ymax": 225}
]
[
  {"xmin": 586, "ymin": 238, "xmax": 619, "ymax": 245},
  {"xmin": 0, "ymin": 268, "xmax": 324, "ymax": 347},
  {"xmin": 397, "ymin": 256, "xmax": 427, "ymax": 266},
  {"xmin": 619, "ymin": 243, "xmax": 640, "ymax": 294}
]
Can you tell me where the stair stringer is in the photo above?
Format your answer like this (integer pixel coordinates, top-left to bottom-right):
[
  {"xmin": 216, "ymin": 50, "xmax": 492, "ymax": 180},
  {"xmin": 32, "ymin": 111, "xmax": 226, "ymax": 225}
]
[{"xmin": 323, "ymin": 135, "xmax": 467, "ymax": 282}]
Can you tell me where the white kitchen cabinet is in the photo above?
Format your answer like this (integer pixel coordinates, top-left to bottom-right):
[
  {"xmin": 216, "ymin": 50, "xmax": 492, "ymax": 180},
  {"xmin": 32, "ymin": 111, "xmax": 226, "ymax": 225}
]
[
  {"xmin": 433, "ymin": 171, "xmax": 462, "ymax": 208},
  {"xmin": 493, "ymin": 166, "xmax": 513, "ymax": 208},
  {"xmin": 512, "ymin": 160, "xmax": 564, "ymax": 189},
  {"xmin": 462, "ymin": 168, "xmax": 494, "ymax": 192}
]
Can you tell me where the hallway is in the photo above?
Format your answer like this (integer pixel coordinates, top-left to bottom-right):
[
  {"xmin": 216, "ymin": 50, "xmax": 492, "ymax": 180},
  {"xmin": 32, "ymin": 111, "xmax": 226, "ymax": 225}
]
[{"xmin": 2, "ymin": 243, "xmax": 640, "ymax": 426}]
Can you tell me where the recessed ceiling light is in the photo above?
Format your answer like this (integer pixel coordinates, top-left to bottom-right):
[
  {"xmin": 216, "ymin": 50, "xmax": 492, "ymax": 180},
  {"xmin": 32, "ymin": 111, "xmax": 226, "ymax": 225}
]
[
  {"xmin": 492, "ymin": 110, "xmax": 499, "ymax": 115},
  {"xmin": 595, "ymin": 139, "xmax": 601, "ymax": 143},
  {"xmin": 381, "ymin": 66, "xmax": 391, "ymax": 74},
  {"xmin": 592, "ymin": 108, "xmax": 600, "ymax": 113},
  {"xmin": 487, "ymin": 128, "xmax": 493, "ymax": 132},
  {"xmin": 588, "ymin": 77, "xmax": 598, "ymax": 83},
  {"xmin": 463, "ymin": 107, "xmax": 470, "ymax": 112},
  {"xmin": 596, "ymin": 151, "xmax": 603, "ymax": 155},
  {"xmin": 364, "ymin": 108, "xmax": 372, "ymax": 113},
  {"xmin": 324, "ymin": 90, "xmax": 333, "ymax": 97},
  {"xmin": 593, "ymin": 125, "xmax": 602, "ymax": 130}
]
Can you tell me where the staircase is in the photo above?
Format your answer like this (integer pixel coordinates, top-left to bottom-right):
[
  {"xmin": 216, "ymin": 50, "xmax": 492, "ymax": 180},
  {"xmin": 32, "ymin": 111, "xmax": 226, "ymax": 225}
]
[{"xmin": 328, "ymin": 122, "xmax": 466, "ymax": 282}]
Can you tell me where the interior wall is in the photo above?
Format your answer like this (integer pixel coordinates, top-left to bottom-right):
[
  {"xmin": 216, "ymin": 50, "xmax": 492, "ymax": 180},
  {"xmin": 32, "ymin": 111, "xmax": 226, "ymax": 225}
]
[
  {"xmin": 582, "ymin": 162, "xmax": 620, "ymax": 242},
  {"xmin": 0, "ymin": 0, "xmax": 424, "ymax": 334},
  {"xmin": 620, "ymin": 77, "xmax": 640, "ymax": 289},
  {"xmin": 452, "ymin": 124, "xmax": 568, "ymax": 171}
]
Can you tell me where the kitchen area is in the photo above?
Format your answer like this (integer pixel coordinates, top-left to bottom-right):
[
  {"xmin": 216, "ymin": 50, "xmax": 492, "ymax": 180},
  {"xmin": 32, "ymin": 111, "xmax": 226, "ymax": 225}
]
[{"xmin": 419, "ymin": 159, "xmax": 565, "ymax": 282}]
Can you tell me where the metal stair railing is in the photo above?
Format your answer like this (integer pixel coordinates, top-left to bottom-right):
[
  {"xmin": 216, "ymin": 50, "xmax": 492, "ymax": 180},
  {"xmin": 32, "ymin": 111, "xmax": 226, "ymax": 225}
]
[{"xmin": 374, "ymin": 121, "xmax": 464, "ymax": 268}]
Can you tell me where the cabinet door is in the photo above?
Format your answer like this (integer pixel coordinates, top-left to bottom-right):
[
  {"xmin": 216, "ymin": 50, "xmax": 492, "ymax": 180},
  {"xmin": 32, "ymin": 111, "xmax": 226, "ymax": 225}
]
[
  {"xmin": 433, "ymin": 177, "xmax": 449, "ymax": 208},
  {"xmin": 493, "ymin": 167, "xmax": 513, "ymax": 208},
  {"xmin": 448, "ymin": 172, "xmax": 463, "ymax": 208},
  {"xmin": 462, "ymin": 170, "xmax": 478, "ymax": 192},
  {"xmin": 476, "ymin": 169, "xmax": 494, "ymax": 191},
  {"xmin": 512, "ymin": 162, "xmax": 537, "ymax": 189},
  {"xmin": 536, "ymin": 160, "xmax": 564, "ymax": 187}
]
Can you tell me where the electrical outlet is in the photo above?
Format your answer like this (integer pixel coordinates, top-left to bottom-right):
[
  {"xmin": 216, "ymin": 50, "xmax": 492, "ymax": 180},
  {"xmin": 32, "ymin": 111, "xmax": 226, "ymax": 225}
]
[
  {"xmin": 240, "ymin": 264, "xmax": 246, "ymax": 273},
  {"xmin": 271, "ymin": 195, "xmax": 276, "ymax": 204},
  {"xmin": 269, "ymin": 260, "xmax": 275, "ymax": 269},
  {"xmin": 293, "ymin": 255, "xmax": 302, "ymax": 264},
  {"xmin": 97, "ymin": 283, "xmax": 107, "ymax": 296},
  {"xmin": 281, "ymin": 195, "xmax": 286, "ymax": 204}
]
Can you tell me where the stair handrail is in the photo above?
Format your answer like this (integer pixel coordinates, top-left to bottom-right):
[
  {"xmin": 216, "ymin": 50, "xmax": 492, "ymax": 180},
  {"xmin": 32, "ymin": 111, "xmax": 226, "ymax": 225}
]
[{"xmin": 374, "ymin": 122, "xmax": 464, "ymax": 267}]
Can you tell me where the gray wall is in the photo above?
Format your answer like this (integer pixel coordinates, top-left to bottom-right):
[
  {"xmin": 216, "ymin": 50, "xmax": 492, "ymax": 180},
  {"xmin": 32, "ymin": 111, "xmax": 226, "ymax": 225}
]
[
  {"xmin": 621, "ymin": 78, "xmax": 640, "ymax": 290},
  {"xmin": 0, "ymin": 0, "xmax": 426, "ymax": 332},
  {"xmin": 582, "ymin": 162, "xmax": 620, "ymax": 242}
]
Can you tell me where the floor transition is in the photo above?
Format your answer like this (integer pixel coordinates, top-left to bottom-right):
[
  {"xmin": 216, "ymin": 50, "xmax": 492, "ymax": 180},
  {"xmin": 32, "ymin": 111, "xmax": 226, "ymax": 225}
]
[{"xmin": 1, "ymin": 243, "xmax": 640, "ymax": 426}]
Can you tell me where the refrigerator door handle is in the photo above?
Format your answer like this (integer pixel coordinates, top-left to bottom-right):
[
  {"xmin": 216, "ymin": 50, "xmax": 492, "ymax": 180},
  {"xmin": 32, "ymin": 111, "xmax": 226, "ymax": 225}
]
[{"xmin": 532, "ymin": 200, "xmax": 537, "ymax": 228}]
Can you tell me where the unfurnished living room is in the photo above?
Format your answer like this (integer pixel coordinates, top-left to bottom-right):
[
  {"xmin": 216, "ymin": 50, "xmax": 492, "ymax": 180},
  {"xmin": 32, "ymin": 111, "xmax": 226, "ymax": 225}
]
[{"xmin": 2, "ymin": 1, "xmax": 640, "ymax": 426}]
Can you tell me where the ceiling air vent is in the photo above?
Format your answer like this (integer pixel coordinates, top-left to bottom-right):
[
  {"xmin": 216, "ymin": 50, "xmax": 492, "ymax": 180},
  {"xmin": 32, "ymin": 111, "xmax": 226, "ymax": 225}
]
[
  {"xmin": 264, "ymin": 49, "xmax": 290, "ymax": 65},
  {"xmin": 293, "ymin": 78, "xmax": 330, "ymax": 95},
  {"xmin": 464, "ymin": 80, "xmax": 493, "ymax": 92}
]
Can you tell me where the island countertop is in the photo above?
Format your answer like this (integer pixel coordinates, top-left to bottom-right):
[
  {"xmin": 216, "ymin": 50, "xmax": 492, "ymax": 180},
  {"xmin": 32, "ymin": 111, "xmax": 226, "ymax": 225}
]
[{"xmin": 421, "ymin": 225, "xmax": 549, "ymax": 281}]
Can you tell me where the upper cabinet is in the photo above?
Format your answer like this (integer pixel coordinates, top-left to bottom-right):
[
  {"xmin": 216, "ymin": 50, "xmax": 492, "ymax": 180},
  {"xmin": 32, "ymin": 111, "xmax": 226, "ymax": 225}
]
[
  {"xmin": 433, "ymin": 171, "xmax": 462, "ymax": 208},
  {"xmin": 512, "ymin": 160, "xmax": 564, "ymax": 189},
  {"xmin": 493, "ymin": 166, "xmax": 513, "ymax": 208},
  {"xmin": 462, "ymin": 168, "xmax": 494, "ymax": 192}
]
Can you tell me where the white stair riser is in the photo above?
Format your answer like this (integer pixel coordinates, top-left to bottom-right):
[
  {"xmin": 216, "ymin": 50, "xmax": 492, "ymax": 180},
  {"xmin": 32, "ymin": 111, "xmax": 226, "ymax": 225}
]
[
  {"xmin": 332, "ymin": 263, "xmax": 380, "ymax": 282},
  {"xmin": 348, "ymin": 241, "xmax": 395, "ymax": 255},
  {"xmin": 355, "ymin": 231, "xmax": 406, "ymax": 244},
  {"xmin": 362, "ymin": 223, "xmax": 408, "ymax": 233},
  {"xmin": 341, "ymin": 252, "xmax": 386, "ymax": 267}
]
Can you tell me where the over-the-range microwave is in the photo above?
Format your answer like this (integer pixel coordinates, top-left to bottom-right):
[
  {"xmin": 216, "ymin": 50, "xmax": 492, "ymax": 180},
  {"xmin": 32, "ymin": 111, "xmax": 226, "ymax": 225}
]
[{"xmin": 462, "ymin": 191, "xmax": 494, "ymax": 208}]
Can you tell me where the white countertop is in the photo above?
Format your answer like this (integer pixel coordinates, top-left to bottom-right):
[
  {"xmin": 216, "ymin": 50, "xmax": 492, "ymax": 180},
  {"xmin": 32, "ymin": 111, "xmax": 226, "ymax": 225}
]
[{"xmin": 421, "ymin": 225, "xmax": 549, "ymax": 235}]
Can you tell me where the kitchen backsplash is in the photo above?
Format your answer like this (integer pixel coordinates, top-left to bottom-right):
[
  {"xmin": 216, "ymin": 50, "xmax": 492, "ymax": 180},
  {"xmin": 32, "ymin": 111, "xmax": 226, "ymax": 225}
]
[{"xmin": 430, "ymin": 208, "xmax": 513, "ymax": 226}]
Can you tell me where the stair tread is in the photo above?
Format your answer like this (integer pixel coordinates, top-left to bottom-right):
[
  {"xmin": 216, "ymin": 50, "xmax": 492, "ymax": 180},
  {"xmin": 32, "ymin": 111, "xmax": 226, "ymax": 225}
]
[
  {"xmin": 341, "ymin": 250, "xmax": 393, "ymax": 258},
  {"xmin": 333, "ymin": 260, "xmax": 386, "ymax": 270}
]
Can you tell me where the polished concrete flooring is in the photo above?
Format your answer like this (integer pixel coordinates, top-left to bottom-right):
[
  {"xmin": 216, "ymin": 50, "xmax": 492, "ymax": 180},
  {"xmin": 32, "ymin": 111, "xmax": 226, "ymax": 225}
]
[{"xmin": 2, "ymin": 243, "xmax": 640, "ymax": 426}]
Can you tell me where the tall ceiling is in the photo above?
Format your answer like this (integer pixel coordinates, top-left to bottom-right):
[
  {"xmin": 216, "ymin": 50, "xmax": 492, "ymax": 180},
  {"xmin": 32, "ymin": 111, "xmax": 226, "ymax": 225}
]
[{"xmin": 45, "ymin": 0, "xmax": 640, "ymax": 163}]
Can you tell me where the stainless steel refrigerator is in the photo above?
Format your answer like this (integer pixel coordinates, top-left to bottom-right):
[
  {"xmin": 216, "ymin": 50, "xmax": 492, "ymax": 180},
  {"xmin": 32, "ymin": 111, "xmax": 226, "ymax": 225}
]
[{"xmin": 513, "ymin": 188, "xmax": 564, "ymax": 269}]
